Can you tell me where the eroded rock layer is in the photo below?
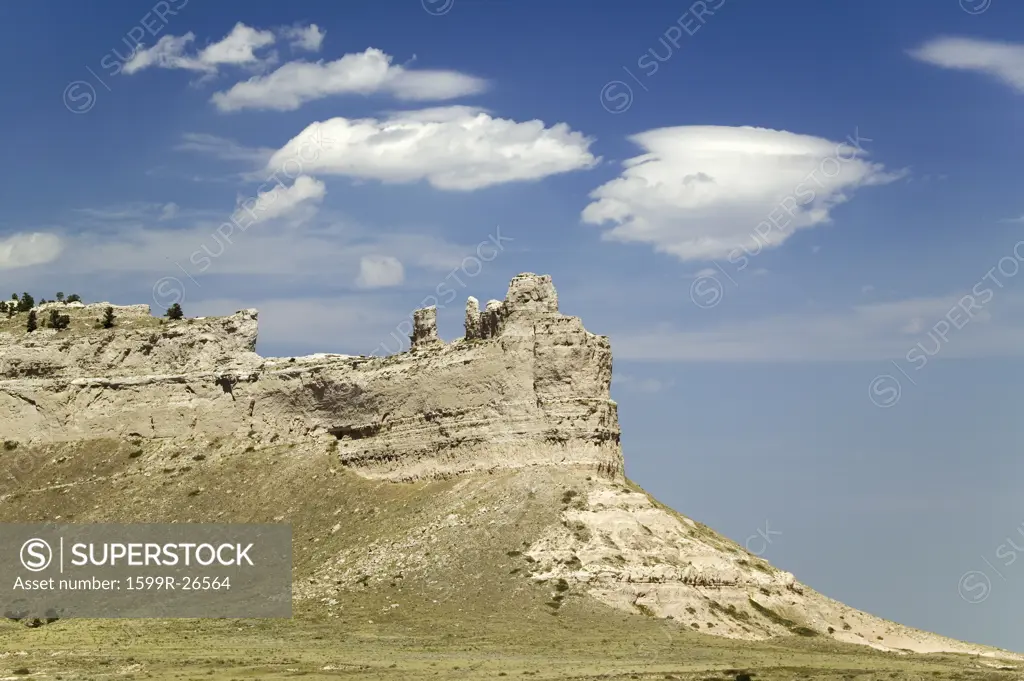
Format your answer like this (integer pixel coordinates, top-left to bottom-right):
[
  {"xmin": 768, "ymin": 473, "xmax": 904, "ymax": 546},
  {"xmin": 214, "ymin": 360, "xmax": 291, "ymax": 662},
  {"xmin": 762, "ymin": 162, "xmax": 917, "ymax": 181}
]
[{"xmin": 0, "ymin": 274, "xmax": 621, "ymax": 482}]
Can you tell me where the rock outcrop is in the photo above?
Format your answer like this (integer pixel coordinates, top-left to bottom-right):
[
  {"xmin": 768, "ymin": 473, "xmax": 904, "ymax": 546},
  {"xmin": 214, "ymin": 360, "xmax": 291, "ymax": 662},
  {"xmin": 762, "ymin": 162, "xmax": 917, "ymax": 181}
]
[
  {"xmin": 1, "ymin": 274, "xmax": 1015, "ymax": 660},
  {"xmin": 0, "ymin": 274, "xmax": 621, "ymax": 481}
]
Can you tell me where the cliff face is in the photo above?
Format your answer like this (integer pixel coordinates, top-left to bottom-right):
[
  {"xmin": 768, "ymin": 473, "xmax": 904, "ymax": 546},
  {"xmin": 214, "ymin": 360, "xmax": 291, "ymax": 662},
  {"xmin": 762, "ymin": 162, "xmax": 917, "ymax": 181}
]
[
  {"xmin": 0, "ymin": 274, "xmax": 622, "ymax": 481},
  {"xmin": 2, "ymin": 275, "xmax": 1019, "ymax": 660}
]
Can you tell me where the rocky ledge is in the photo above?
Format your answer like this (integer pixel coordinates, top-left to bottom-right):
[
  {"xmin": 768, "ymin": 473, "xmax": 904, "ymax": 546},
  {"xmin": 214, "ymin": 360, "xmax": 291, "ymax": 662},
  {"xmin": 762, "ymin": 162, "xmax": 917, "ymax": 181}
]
[{"xmin": 0, "ymin": 274, "xmax": 622, "ymax": 481}]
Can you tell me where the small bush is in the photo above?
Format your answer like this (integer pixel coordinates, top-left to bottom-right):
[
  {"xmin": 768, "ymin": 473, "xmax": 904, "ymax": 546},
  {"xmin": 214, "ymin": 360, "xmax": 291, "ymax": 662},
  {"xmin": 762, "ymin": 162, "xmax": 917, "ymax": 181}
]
[
  {"xmin": 25, "ymin": 310, "xmax": 37, "ymax": 333},
  {"xmin": 49, "ymin": 309, "xmax": 70, "ymax": 331},
  {"xmin": 102, "ymin": 306, "xmax": 116, "ymax": 329}
]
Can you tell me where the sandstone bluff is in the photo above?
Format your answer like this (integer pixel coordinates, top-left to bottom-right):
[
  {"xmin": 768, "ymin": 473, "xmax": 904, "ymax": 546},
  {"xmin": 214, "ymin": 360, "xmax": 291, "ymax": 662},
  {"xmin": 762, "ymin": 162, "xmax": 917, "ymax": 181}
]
[{"xmin": 0, "ymin": 274, "xmax": 1016, "ymax": 659}]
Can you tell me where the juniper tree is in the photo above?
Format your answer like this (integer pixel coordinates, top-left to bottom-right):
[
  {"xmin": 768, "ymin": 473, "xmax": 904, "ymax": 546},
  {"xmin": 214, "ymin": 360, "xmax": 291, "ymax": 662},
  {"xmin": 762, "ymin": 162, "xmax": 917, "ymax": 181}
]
[
  {"xmin": 18, "ymin": 293, "xmax": 34, "ymax": 312},
  {"xmin": 55, "ymin": 292, "xmax": 65, "ymax": 303},
  {"xmin": 49, "ymin": 309, "xmax": 70, "ymax": 331},
  {"xmin": 165, "ymin": 303, "xmax": 184, "ymax": 320},
  {"xmin": 102, "ymin": 306, "xmax": 116, "ymax": 329},
  {"xmin": 66, "ymin": 294, "xmax": 81, "ymax": 303},
  {"xmin": 25, "ymin": 310, "xmax": 37, "ymax": 332}
]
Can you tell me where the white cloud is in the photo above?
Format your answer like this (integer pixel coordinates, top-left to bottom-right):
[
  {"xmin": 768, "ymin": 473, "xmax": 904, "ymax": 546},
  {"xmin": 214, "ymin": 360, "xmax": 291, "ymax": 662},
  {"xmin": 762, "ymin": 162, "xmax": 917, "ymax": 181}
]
[
  {"xmin": 281, "ymin": 24, "xmax": 325, "ymax": 52},
  {"xmin": 12, "ymin": 206, "xmax": 478, "ymax": 288},
  {"xmin": 245, "ymin": 175, "xmax": 326, "ymax": 224},
  {"xmin": 176, "ymin": 133, "xmax": 275, "ymax": 164},
  {"xmin": 158, "ymin": 203, "xmax": 179, "ymax": 221},
  {"xmin": 581, "ymin": 126, "xmax": 903, "ymax": 262},
  {"xmin": 611, "ymin": 293, "xmax": 1024, "ymax": 363},
  {"xmin": 123, "ymin": 22, "xmax": 276, "ymax": 75},
  {"xmin": 267, "ymin": 107, "xmax": 597, "ymax": 191},
  {"xmin": 210, "ymin": 48, "xmax": 487, "ymax": 112},
  {"xmin": 0, "ymin": 232, "xmax": 63, "ymax": 270},
  {"xmin": 355, "ymin": 255, "xmax": 405, "ymax": 289},
  {"xmin": 908, "ymin": 36, "xmax": 1024, "ymax": 93}
]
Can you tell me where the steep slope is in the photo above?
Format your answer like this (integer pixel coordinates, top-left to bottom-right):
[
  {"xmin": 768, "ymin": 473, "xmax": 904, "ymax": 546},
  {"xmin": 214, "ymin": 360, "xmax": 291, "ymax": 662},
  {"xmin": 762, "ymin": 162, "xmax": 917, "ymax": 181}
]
[{"xmin": 0, "ymin": 274, "xmax": 1017, "ymax": 663}]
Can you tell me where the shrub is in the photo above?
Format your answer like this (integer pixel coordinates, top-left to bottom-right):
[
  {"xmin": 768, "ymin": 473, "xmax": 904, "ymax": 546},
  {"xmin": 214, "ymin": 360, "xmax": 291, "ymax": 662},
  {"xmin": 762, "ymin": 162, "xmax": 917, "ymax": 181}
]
[
  {"xmin": 48, "ymin": 309, "xmax": 70, "ymax": 331},
  {"xmin": 102, "ymin": 306, "xmax": 116, "ymax": 329},
  {"xmin": 66, "ymin": 293, "xmax": 81, "ymax": 303},
  {"xmin": 25, "ymin": 310, "xmax": 37, "ymax": 333},
  {"xmin": 165, "ymin": 303, "xmax": 184, "ymax": 320}
]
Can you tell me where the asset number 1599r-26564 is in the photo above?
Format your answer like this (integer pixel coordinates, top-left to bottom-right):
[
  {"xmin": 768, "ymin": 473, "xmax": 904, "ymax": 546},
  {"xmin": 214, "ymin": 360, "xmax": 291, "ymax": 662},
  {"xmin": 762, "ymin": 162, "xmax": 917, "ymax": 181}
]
[{"xmin": 124, "ymin": 576, "xmax": 231, "ymax": 590}]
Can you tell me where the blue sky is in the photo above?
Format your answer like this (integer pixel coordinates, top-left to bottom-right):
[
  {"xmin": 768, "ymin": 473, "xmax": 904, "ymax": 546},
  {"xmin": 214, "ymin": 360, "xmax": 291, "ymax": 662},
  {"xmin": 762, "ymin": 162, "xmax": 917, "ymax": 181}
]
[{"xmin": 2, "ymin": 0, "xmax": 1024, "ymax": 650}]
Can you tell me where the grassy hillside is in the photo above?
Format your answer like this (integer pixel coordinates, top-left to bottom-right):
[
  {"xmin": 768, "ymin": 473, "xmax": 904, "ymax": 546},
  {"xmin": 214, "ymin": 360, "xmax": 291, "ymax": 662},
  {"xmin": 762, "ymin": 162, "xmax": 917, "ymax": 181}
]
[{"xmin": 0, "ymin": 438, "xmax": 1017, "ymax": 680}]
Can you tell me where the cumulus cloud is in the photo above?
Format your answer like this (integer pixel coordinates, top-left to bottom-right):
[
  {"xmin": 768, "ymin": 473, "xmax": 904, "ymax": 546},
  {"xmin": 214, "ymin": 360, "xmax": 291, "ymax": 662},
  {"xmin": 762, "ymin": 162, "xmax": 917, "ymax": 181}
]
[
  {"xmin": 211, "ymin": 48, "xmax": 486, "ymax": 112},
  {"xmin": 281, "ymin": 24, "xmax": 325, "ymax": 52},
  {"xmin": 581, "ymin": 126, "xmax": 903, "ymax": 262},
  {"xmin": 266, "ymin": 107, "xmax": 597, "ymax": 191},
  {"xmin": 245, "ymin": 175, "xmax": 326, "ymax": 224},
  {"xmin": 123, "ymin": 22, "xmax": 276, "ymax": 75},
  {"xmin": 355, "ymin": 255, "xmax": 405, "ymax": 289},
  {"xmin": 909, "ymin": 36, "xmax": 1024, "ymax": 93},
  {"xmin": 0, "ymin": 232, "xmax": 63, "ymax": 270}
]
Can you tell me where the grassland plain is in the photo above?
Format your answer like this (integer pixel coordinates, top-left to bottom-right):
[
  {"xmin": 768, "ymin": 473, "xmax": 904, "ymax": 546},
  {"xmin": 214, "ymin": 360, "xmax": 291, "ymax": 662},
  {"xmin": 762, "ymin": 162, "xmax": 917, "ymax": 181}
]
[{"xmin": 0, "ymin": 438, "xmax": 1019, "ymax": 680}]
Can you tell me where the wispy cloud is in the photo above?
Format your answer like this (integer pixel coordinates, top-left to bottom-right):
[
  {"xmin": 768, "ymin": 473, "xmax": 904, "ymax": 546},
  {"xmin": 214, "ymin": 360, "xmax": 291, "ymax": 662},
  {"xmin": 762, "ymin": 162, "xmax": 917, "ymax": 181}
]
[
  {"xmin": 124, "ymin": 22, "xmax": 278, "ymax": 75},
  {"xmin": 280, "ymin": 24, "xmax": 326, "ymax": 52},
  {"xmin": 210, "ymin": 48, "xmax": 487, "ymax": 112},
  {"xmin": 175, "ymin": 133, "xmax": 275, "ymax": 165},
  {"xmin": 909, "ymin": 36, "xmax": 1024, "ymax": 93},
  {"xmin": 611, "ymin": 293, "xmax": 1024, "ymax": 362}
]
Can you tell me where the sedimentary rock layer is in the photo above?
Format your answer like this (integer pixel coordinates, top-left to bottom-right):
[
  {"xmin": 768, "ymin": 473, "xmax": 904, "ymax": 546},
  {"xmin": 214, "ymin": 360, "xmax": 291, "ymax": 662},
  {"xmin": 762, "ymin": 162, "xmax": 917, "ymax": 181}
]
[{"xmin": 0, "ymin": 274, "xmax": 622, "ymax": 481}]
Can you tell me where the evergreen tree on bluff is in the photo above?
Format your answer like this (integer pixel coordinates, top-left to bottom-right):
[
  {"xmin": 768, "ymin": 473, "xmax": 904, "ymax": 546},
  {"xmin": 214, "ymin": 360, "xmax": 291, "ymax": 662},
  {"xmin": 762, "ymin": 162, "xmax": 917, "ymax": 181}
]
[
  {"xmin": 25, "ymin": 310, "xmax": 37, "ymax": 333},
  {"xmin": 49, "ymin": 309, "xmax": 70, "ymax": 331}
]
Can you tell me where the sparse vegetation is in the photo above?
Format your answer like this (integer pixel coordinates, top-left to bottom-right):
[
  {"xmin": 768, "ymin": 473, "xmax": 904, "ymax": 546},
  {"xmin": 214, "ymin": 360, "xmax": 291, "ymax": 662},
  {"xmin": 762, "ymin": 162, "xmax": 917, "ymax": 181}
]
[
  {"xmin": 48, "ymin": 309, "xmax": 70, "ymax": 331},
  {"xmin": 165, "ymin": 303, "xmax": 184, "ymax": 320},
  {"xmin": 0, "ymin": 442, "xmax": 1014, "ymax": 679}
]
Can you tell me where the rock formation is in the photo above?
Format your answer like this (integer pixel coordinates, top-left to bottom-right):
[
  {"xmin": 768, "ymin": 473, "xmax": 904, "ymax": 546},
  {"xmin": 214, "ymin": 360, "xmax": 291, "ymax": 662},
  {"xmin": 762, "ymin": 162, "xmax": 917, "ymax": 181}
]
[
  {"xmin": 0, "ymin": 274, "xmax": 621, "ymax": 481},
  {"xmin": 0, "ymin": 275, "xmax": 1015, "ymax": 660},
  {"xmin": 410, "ymin": 306, "xmax": 441, "ymax": 349}
]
